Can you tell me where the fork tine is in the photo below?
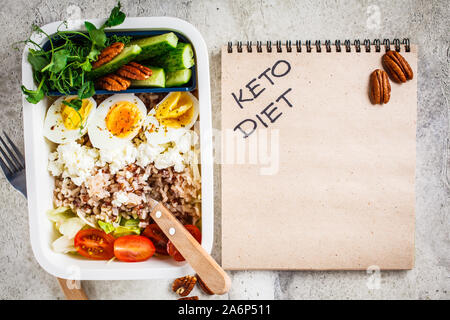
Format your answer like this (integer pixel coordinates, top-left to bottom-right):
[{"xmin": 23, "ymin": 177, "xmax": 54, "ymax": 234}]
[
  {"xmin": 2, "ymin": 131, "xmax": 25, "ymax": 167},
  {"xmin": 0, "ymin": 143, "xmax": 19, "ymax": 173},
  {"xmin": 0, "ymin": 152, "xmax": 12, "ymax": 176},
  {"xmin": 0, "ymin": 135, "xmax": 22, "ymax": 171}
]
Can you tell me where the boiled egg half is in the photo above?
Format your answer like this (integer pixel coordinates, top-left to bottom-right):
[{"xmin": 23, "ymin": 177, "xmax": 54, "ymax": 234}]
[
  {"xmin": 43, "ymin": 96, "xmax": 96, "ymax": 144},
  {"xmin": 87, "ymin": 94, "xmax": 147, "ymax": 149},
  {"xmin": 154, "ymin": 92, "xmax": 199, "ymax": 130}
]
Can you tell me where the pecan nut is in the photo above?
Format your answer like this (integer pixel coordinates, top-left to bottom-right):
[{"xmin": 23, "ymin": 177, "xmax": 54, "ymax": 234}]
[
  {"xmin": 116, "ymin": 62, "xmax": 152, "ymax": 80},
  {"xmin": 172, "ymin": 275, "xmax": 197, "ymax": 297},
  {"xmin": 178, "ymin": 296, "xmax": 199, "ymax": 300},
  {"xmin": 91, "ymin": 42, "xmax": 125, "ymax": 69},
  {"xmin": 369, "ymin": 69, "xmax": 391, "ymax": 105},
  {"xmin": 196, "ymin": 274, "xmax": 214, "ymax": 295},
  {"xmin": 382, "ymin": 50, "xmax": 413, "ymax": 83},
  {"xmin": 96, "ymin": 74, "xmax": 131, "ymax": 91}
]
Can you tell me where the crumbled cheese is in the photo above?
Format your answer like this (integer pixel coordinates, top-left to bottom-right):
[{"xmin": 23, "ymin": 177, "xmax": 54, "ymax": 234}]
[
  {"xmin": 48, "ymin": 141, "xmax": 99, "ymax": 186},
  {"xmin": 111, "ymin": 191, "xmax": 129, "ymax": 207},
  {"xmin": 98, "ymin": 143, "xmax": 137, "ymax": 174},
  {"xmin": 136, "ymin": 127, "xmax": 199, "ymax": 172}
]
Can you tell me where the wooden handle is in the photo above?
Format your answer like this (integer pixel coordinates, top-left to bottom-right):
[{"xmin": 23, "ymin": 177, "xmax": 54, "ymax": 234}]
[
  {"xmin": 150, "ymin": 203, "xmax": 231, "ymax": 295},
  {"xmin": 57, "ymin": 277, "xmax": 88, "ymax": 300}
]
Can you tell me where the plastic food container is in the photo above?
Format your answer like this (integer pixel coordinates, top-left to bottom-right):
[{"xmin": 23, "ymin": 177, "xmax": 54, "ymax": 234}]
[{"xmin": 22, "ymin": 17, "xmax": 213, "ymax": 280}]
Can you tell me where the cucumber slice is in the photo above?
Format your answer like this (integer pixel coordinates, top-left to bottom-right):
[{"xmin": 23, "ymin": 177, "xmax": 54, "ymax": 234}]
[
  {"xmin": 88, "ymin": 44, "xmax": 141, "ymax": 79},
  {"xmin": 131, "ymin": 66, "xmax": 166, "ymax": 88},
  {"xmin": 165, "ymin": 69, "xmax": 192, "ymax": 87},
  {"xmin": 132, "ymin": 32, "xmax": 178, "ymax": 61},
  {"xmin": 149, "ymin": 43, "xmax": 195, "ymax": 72}
]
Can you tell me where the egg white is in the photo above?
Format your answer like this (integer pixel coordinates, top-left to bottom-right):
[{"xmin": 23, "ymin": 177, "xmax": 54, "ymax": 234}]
[
  {"xmin": 43, "ymin": 96, "xmax": 97, "ymax": 144},
  {"xmin": 87, "ymin": 94, "xmax": 147, "ymax": 150},
  {"xmin": 143, "ymin": 111, "xmax": 186, "ymax": 146},
  {"xmin": 181, "ymin": 92, "xmax": 199, "ymax": 130}
]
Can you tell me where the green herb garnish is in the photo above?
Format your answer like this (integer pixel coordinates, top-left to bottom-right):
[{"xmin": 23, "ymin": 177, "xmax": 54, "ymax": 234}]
[
  {"xmin": 106, "ymin": 34, "xmax": 132, "ymax": 47},
  {"xmin": 104, "ymin": 1, "xmax": 126, "ymax": 28},
  {"xmin": 21, "ymin": 2, "xmax": 126, "ymax": 105}
]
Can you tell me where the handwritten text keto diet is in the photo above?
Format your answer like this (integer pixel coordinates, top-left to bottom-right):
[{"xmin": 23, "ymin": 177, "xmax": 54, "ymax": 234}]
[{"xmin": 231, "ymin": 59, "xmax": 293, "ymax": 139}]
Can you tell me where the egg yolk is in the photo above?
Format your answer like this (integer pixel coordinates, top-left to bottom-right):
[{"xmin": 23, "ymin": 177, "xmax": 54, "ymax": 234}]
[
  {"xmin": 61, "ymin": 98, "xmax": 93, "ymax": 130},
  {"xmin": 105, "ymin": 101, "xmax": 142, "ymax": 138},
  {"xmin": 156, "ymin": 92, "xmax": 194, "ymax": 128}
]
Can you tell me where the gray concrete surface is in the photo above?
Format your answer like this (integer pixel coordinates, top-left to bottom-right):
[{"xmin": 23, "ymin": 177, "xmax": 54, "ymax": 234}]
[{"xmin": 0, "ymin": 0, "xmax": 448, "ymax": 299}]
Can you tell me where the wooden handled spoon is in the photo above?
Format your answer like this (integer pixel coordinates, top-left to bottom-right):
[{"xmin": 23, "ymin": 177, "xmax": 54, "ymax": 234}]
[{"xmin": 150, "ymin": 200, "xmax": 231, "ymax": 295}]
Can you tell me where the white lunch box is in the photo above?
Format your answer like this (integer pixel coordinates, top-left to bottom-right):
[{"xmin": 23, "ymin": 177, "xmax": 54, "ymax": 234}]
[{"xmin": 22, "ymin": 17, "xmax": 214, "ymax": 280}]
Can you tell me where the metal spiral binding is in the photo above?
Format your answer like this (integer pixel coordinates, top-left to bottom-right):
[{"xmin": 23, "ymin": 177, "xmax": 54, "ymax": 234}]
[
  {"xmin": 276, "ymin": 41, "xmax": 282, "ymax": 52},
  {"xmin": 256, "ymin": 41, "xmax": 262, "ymax": 53},
  {"xmin": 393, "ymin": 39, "xmax": 401, "ymax": 52},
  {"xmin": 403, "ymin": 38, "xmax": 410, "ymax": 52},
  {"xmin": 335, "ymin": 40, "xmax": 341, "ymax": 52},
  {"xmin": 227, "ymin": 38, "xmax": 410, "ymax": 53},
  {"xmin": 383, "ymin": 39, "xmax": 390, "ymax": 52},
  {"xmin": 364, "ymin": 39, "xmax": 371, "ymax": 52},
  {"xmin": 354, "ymin": 40, "xmax": 361, "ymax": 52},
  {"xmin": 286, "ymin": 40, "xmax": 292, "ymax": 52},
  {"xmin": 296, "ymin": 40, "xmax": 302, "ymax": 52},
  {"xmin": 325, "ymin": 40, "xmax": 331, "ymax": 53},
  {"xmin": 373, "ymin": 39, "xmax": 381, "ymax": 52},
  {"xmin": 344, "ymin": 40, "xmax": 351, "ymax": 52},
  {"xmin": 227, "ymin": 41, "xmax": 232, "ymax": 53},
  {"xmin": 237, "ymin": 41, "xmax": 243, "ymax": 53},
  {"xmin": 315, "ymin": 40, "xmax": 321, "ymax": 52},
  {"xmin": 305, "ymin": 40, "xmax": 312, "ymax": 52}
]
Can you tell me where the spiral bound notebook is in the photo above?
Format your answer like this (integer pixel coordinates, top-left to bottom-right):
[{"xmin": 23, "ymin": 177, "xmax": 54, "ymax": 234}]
[{"xmin": 221, "ymin": 39, "xmax": 417, "ymax": 270}]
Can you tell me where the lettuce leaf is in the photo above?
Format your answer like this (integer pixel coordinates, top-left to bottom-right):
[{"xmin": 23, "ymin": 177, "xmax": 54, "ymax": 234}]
[
  {"xmin": 46, "ymin": 207, "xmax": 73, "ymax": 226},
  {"xmin": 98, "ymin": 220, "xmax": 115, "ymax": 234},
  {"xmin": 52, "ymin": 236, "xmax": 76, "ymax": 253},
  {"xmin": 113, "ymin": 225, "xmax": 141, "ymax": 237},
  {"xmin": 59, "ymin": 217, "xmax": 85, "ymax": 239}
]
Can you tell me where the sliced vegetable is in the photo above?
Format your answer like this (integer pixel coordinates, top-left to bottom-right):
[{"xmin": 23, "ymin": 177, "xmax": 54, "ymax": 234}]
[
  {"xmin": 46, "ymin": 207, "xmax": 73, "ymax": 226},
  {"xmin": 52, "ymin": 236, "xmax": 76, "ymax": 253},
  {"xmin": 167, "ymin": 225, "xmax": 201, "ymax": 262},
  {"xmin": 142, "ymin": 224, "xmax": 169, "ymax": 255},
  {"xmin": 76, "ymin": 210, "xmax": 97, "ymax": 228},
  {"xmin": 130, "ymin": 66, "xmax": 165, "ymax": 88},
  {"xmin": 132, "ymin": 32, "xmax": 178, "ymax": 61},
  {"xmin": 122, "ymin": 218, "xmax": 139, "ymax": 227},
  {"xmin": 74, "ymin": 229, "xmax": 115, "ymax": 260},
  {"xmin": 88, "ymin": 44, "xmax": 142, "ymax": 79},
  {"xmin": 148, "ymin": 42, "xmax": 194, "ymax": 71},
  {"xmin": 113, "ymin": 225, "xmax": 141, "ymax": 237},
  {"xmin": 113, "ymin": 235, "xmax": 155, "ymax": 262},
  {"xmin": 97, "ymin": 220, "xmax": 115, "ymax": 234},
  {"xmin": 58, "ymin": 217, "xmax": 85, "ymax": 239},
  {"xmin": 165, "ymin": 68, "xmax": 192, "ymax": 87}
]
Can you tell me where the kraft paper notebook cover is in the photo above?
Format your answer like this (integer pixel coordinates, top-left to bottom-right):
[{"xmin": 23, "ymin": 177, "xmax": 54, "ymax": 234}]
[{"xmin": 221, "ymin": 40, "xmax": 417, "ymax": 270}]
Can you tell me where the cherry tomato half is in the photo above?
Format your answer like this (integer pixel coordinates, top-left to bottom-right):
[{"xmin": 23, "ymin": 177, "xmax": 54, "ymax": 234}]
[
  {"xmin": 74, "ymin": 229, "xmax": 115, "ymax": 260},
  {"xmin": 167, "ymin": 225, "xmax": 201, "ymax": 262},
  {"xmin": 113, "ymin": 235, "xmax": 155, "ymax": 262},
  {"xmin": 142, "ymin": 224, "xmax": 169, "ymax": 255}
]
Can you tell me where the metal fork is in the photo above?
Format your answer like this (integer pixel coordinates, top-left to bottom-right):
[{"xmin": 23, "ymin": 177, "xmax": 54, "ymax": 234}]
[
  {"xmin": 0, "ymin": 131, "xmax": 87, "ymax": 300},
  {"xmin": 0, "ymin": 131, "xmax": 26, "ymax": 197}
]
